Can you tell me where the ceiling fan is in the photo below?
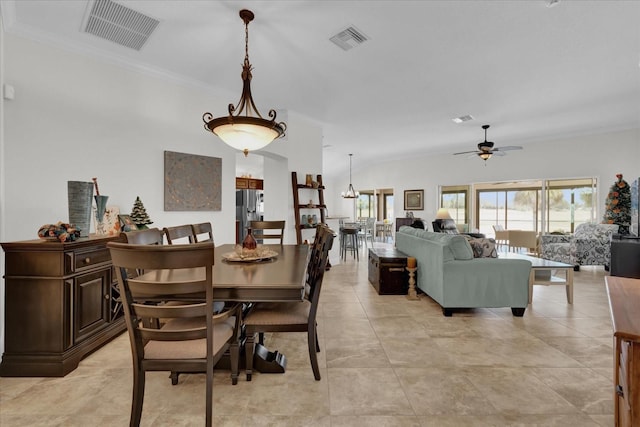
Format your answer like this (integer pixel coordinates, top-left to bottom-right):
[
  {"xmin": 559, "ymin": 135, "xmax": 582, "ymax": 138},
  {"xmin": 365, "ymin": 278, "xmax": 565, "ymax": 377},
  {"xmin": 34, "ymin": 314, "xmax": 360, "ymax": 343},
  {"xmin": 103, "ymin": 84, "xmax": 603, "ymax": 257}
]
[{"xmin": 454, "ymin": 125, "xmax": 522, "ymax": 162}]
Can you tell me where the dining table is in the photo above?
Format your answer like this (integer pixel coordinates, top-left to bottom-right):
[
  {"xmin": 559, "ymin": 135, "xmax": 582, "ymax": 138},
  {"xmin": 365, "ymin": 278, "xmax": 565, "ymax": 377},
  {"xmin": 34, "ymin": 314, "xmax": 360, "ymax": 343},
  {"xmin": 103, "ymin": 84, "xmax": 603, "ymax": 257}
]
[{"xmin": 135, "ymin": 243, "xmax": 310, "ymax": 374}]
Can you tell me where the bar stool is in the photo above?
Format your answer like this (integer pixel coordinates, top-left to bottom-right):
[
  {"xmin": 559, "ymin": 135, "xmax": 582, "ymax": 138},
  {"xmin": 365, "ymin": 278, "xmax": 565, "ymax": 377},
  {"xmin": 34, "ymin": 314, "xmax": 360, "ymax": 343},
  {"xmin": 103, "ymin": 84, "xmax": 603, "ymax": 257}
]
[{"xmin": 340, "ymin": 226, "xmax": 359, "ymax": 261}]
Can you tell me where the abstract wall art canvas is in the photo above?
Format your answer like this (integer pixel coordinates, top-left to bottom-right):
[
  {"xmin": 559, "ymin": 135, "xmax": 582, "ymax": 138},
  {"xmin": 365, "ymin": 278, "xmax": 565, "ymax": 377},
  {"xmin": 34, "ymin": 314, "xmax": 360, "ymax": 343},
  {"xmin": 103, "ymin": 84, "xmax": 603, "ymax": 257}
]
[{"xmin": 164, "ymin": 151, "xmax": 222, "ymax": 211}]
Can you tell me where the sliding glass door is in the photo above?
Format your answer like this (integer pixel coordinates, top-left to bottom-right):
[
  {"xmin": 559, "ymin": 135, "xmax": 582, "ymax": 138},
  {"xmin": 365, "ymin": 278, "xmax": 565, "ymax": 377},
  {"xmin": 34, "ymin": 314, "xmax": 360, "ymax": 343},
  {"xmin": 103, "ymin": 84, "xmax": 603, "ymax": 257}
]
[{"xmin": 545, "ymin": 178, "xmax": 597, "ymax": 233}]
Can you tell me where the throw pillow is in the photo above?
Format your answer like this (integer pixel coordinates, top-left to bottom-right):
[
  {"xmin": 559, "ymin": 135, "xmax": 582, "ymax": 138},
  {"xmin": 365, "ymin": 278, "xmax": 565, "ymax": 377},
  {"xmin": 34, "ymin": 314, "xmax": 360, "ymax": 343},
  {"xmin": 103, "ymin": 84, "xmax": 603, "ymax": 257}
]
[{"xmin": 468, "ymin": 238, "xmax": 498, "ymax": 258}]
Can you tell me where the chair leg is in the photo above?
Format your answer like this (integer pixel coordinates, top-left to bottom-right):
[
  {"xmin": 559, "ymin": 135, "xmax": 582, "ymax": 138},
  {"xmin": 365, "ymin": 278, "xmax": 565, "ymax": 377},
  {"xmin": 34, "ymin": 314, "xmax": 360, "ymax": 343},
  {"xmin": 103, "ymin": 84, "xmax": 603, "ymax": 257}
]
[
  {"xmin": 131, "ymin": 368, "xmax": 145, "ymax": 427},
  {"xmin": 170, "ymin": 371, "xmax": 179, "ymax": 385},
  {"xmin": 307, "ymin": 325, "xmax": 321, "ymax": 380},
  {"xmin": 315, "ymin": 326, "xmax": 320, "ymax": 353},
  {"xmin": 206, "ymin": 362, "xmax": 213, "ymax": 427},
  {"xmin": 245, "ymin": 332, "xmax": 255, "ymax": 381},
  {"xmin": 230, "ymin": 341, "xmax": 239, "ymax": 385}
]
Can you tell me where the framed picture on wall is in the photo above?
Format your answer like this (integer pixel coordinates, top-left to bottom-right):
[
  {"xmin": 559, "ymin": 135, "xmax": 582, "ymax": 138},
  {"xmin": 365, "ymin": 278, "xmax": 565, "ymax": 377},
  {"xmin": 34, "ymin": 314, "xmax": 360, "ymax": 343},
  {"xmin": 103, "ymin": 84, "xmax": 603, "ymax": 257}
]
[
  {"xmin": 404, "ymin": 189, "xmax": 424, "ymax": 210},
  {"xmin": 118, "ymin": 214, "xmax": 138, "ymax": 232}
]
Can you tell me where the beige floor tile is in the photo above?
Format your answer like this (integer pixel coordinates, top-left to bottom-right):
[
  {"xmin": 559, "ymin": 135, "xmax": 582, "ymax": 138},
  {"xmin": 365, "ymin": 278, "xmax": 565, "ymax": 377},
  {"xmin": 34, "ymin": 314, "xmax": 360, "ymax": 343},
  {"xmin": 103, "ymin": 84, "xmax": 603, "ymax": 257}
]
[
  {"xmin": 395, "ymin": 367, "xmax": 497, "ymax": 416},
  {"xmin": 328, "ymin": 367, "xmax": 413, "ymax": 415},
  {"xmin": 419, "ymin": 413, "xmax": 603, "ymax": 426},
  {"xmin": 530, "ymin": 367, "xmax": 614, "ymax": 414},
  {"xmin": 464, "ymin": 367, "xmax": 579, "ymax": 415},
  {"xmin": 332, "ymin": 415, "xmax": 422, "ymax": 426},
  {"xmin": 326, "ymin": 336, "xmax": 392, "ymax": 368}
]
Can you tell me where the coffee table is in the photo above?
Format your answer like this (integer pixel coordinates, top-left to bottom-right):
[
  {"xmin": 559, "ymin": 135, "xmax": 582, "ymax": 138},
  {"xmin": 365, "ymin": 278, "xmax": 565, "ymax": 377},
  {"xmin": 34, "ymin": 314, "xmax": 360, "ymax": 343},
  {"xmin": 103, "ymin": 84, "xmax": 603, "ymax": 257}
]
[{"xmin": 499, "ymin": 252, "xmax": 574, "ymax": 304}]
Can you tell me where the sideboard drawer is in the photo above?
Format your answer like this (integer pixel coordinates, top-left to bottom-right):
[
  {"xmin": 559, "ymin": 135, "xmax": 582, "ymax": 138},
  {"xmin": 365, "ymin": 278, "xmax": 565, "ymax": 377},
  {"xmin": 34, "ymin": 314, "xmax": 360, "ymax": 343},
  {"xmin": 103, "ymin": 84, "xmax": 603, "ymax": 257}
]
[{"xmin": 66, "ymin": 247, "xmax": 112, "ymax": 274}]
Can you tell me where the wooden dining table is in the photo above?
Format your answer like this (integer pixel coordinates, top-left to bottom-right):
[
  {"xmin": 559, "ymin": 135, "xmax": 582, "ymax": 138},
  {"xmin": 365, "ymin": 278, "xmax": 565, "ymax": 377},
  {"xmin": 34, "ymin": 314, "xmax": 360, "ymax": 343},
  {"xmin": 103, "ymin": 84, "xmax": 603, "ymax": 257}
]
[
  {"xmin": 134, "ymin": 244, "xmax": 310, "ymax": 301},
  {"xmin": 134, "ymin": 243, "xmax": 310, "ymax": 374}
]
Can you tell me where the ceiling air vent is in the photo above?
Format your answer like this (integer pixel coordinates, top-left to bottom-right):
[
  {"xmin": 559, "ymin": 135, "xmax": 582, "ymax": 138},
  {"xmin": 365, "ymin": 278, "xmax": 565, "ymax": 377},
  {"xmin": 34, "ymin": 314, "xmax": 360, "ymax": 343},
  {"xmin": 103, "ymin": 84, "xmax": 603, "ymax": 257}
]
[
  {"xmin": 83, "ymin": 0, "xmax": 159, "ymax": 51},
  {"xmin": 330, "ymin": 26, "xmax": 369, "ymax": 51},
  {"xmin": 452, "ymin": 115, "xmax": 475, "ymax": 124}
]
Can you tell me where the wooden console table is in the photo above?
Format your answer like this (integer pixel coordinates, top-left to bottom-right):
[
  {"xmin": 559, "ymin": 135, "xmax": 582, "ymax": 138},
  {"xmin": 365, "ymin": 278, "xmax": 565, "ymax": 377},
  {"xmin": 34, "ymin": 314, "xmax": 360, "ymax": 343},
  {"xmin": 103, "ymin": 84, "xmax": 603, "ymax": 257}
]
[
  {"xmin": 1, "ymin": 235, "xmax": 126, "ymax": 377},
  {"xmin": 606, "ymin": 276, "xmax": 640, "ymax": 426}
]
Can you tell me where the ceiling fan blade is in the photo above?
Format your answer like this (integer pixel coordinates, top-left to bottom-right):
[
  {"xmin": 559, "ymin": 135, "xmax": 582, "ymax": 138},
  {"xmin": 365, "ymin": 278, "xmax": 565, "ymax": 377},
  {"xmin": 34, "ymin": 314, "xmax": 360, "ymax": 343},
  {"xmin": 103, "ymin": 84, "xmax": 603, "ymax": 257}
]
[
  {"xmin": 453, "ymin": 150, "xmax": 478, "ymax": 155},
  {"xmin": 492, "ymin": 151, "xmax": 507, "ymax": 156},
  {"xmin": 493, "ymin": 146, "xmax": 522, "ymax": 151}
]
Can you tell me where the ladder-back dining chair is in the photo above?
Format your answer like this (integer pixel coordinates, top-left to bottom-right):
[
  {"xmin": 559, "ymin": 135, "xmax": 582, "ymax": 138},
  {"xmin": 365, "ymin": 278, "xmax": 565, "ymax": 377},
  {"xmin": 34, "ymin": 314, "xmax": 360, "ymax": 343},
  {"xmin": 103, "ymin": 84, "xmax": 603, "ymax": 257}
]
[
  {"xmin": 108, "ymin": 242, "xmax": 241, "ymax": 427},
  {"xmin": 249, "ymin": 220, "xmax": 285, "ymax": 244},
  {"xmin": 191, "ymin": 222, "xmax": 214, "ymax": 243},
  {"xmin": 242, "ymin": 224, "xmax": 335, "ymax": 381},
  {"xmin": 121, "ymin": 228, "xmax": 164, "ymax": 245},
  {"xmin": 357, "ymin": 217, "xmax": 375, "ymax": 248},
  {"xmin": 163, "ymin": 224, "xmax": 196, "ymax": 245}
]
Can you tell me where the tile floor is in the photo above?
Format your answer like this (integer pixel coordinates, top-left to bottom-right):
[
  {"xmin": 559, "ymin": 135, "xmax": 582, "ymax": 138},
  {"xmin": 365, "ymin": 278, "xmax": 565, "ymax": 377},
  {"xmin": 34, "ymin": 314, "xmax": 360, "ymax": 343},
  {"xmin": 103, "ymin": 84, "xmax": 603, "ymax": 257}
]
[{"xmin": 0, "ymin": 243, "xmax": 616, "ymax": 426}]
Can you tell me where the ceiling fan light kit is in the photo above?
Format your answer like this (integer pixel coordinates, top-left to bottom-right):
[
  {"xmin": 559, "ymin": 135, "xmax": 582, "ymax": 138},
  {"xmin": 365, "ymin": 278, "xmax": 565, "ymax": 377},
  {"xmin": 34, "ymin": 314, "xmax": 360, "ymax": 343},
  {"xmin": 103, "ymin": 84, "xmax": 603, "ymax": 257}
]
[
  {"xmin": 453, "ymin": 124, "xmax": 522, "ymax": 163},
  {"xmin": 203, "ymin": 9, "xmax": 286, "ymax": 157}
]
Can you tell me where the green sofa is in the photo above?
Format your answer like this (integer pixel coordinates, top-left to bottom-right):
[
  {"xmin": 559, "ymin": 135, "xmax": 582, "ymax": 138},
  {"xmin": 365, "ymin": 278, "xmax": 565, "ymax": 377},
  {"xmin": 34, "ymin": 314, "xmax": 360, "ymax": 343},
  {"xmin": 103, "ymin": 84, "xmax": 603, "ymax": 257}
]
[{"xmin": 396, "ymin": 226, "xmax": 532, "ymax": 316}]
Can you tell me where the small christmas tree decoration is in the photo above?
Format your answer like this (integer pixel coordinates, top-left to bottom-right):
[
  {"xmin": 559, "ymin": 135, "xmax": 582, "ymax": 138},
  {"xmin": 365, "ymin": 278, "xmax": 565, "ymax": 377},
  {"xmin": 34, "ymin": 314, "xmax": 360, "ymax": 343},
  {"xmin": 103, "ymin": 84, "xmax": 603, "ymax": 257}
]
[
  {"xmin": 603, "ymin": 173, "xmax": 631, "ymax": 234},
  {"xmin": 130, "ymin": 196, "xmax": 153, "ymax": 229}
]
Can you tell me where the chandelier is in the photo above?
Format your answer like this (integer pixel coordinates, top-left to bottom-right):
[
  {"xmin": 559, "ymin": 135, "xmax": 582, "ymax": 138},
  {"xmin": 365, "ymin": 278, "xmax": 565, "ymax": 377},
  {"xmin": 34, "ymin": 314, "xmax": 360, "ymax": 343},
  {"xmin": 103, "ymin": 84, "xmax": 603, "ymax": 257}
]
[
  {"xmin": 203, "ymin": 9, "xmax": 286, "ymax": 157},
  {"xmin": 341, "ymin": 154, "xmax": 360, "ymax": 199}
]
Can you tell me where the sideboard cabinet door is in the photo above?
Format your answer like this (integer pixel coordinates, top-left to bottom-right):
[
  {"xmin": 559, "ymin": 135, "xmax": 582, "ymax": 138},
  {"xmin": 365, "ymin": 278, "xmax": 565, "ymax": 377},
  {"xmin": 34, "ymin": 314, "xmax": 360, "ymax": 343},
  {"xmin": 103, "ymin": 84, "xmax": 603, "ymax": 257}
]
[{"xmin": 74, "ymin": 268, "xmax": 111, "ymax": 344}]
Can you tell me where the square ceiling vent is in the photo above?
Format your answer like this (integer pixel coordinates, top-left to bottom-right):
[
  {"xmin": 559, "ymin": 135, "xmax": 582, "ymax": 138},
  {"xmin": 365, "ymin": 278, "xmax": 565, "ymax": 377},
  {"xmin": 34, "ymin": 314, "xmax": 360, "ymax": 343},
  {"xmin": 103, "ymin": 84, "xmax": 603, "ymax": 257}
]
[
  {"xmin": 83, "ymin": 0, "xmax": 159, "ymax": 51},
  {"xmin": 330, "ymin": 26, "xmax": 369, "ymax": 51}
]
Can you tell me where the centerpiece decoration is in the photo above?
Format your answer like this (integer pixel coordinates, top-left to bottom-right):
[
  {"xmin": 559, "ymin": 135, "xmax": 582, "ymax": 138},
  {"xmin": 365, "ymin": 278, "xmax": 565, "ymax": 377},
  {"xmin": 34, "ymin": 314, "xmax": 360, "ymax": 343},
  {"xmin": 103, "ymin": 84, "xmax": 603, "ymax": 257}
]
[
  {"xmin": 38, "ymin": 222, "xmax": 81, "ymax": 242},
  {"xmin": 224, "ymin": 230, "xmax": 279, "ymax": 262}
]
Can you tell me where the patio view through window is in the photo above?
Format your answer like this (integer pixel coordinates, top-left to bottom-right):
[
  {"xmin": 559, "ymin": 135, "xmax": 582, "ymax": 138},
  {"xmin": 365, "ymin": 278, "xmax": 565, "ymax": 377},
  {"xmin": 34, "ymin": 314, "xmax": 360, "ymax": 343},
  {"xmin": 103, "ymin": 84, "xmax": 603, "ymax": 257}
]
[
  {"xmin": 441, "ymin": 186, "xmax": 469, "ymax": 229},
  {"xmin": 441, "ymin": 178, "xmax": 597, "ymax": 237},
  {"xmin": 358, "ymin": 190, "xmax": 394, "ymax": 220}
]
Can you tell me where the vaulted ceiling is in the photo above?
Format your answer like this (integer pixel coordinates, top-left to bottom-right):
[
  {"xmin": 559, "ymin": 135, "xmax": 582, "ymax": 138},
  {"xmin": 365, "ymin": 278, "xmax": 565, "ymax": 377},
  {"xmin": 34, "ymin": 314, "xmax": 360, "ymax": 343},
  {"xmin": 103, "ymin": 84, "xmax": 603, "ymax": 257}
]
[{"xmin": 2, "ymin": 0, "xmax": 639, "ymax": 177}]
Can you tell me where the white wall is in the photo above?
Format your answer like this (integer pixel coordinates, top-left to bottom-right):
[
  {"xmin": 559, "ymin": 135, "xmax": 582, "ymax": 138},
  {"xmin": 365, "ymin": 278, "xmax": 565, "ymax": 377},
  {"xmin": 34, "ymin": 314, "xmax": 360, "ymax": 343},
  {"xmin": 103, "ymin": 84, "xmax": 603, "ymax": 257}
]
[
  {"xmin": 0, "ymin": 33, "xmax": 322, "ymax": 360},
  {"xmin": 325, "ymin": 128, "xmax": 639, "ymax": 226}
]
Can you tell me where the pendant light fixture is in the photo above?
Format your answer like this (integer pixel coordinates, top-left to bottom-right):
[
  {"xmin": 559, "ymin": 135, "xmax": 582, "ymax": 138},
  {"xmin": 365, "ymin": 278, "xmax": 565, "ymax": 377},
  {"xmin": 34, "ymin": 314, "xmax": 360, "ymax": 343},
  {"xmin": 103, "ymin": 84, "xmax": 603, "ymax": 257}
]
[
  {"xmin": 341, "ymin": 154, "xmax": 360, "ymax": 199},
  {"xmin": 203, "ymin": 9, "xmax": 286, "ymax": 157}
]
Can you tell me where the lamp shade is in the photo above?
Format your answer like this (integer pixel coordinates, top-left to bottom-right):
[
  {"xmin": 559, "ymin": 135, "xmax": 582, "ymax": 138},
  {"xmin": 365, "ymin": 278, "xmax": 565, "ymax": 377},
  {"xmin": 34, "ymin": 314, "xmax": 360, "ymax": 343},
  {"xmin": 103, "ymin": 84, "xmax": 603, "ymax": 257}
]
[
  {"xmin": 435, "ymin": 208, "xmax": 452, "ymax": 220},
  {"xmin": 212, "ymin": 121, "xmax": 281, "ymax": 152}
]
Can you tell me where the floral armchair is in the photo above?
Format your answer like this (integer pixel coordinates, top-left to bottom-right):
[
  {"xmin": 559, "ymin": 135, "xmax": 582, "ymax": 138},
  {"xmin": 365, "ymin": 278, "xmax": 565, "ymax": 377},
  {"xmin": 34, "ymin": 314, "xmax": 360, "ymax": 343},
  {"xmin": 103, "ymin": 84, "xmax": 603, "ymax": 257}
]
[{"xmin": 540, "ymin": 223, "xmax": 619, "ymax": 270}]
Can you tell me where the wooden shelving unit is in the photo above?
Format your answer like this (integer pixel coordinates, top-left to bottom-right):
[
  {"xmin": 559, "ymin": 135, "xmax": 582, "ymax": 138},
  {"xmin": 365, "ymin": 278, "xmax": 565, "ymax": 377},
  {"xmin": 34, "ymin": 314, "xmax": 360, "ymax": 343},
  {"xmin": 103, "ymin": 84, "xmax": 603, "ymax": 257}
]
[{"xmin": 291, "ymin": 172, "xmax": 326, "ymax": 244}]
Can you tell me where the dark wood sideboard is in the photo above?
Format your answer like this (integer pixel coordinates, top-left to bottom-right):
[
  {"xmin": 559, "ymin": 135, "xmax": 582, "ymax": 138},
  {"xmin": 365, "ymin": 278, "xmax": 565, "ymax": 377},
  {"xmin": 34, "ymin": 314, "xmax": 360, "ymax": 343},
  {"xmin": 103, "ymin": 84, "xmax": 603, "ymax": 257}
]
[
  {"xmin": 1, "ymin": 235, "xmax": 126, "ymax": 377},
  {"xmin": 606, "ymin": 276, "xmax": 640, "ymax": 426}
]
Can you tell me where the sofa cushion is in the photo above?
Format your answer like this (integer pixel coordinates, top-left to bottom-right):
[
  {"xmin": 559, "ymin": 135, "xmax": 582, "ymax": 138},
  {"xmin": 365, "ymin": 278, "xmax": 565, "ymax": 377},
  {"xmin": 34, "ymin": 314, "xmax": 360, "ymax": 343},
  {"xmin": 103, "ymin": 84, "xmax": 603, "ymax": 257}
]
[
  {"xmin": 468, "ymin": 238, "xmax": 498, "ymax": 258},
  {"xmin": 447, "ymin": 235, "xmax": 474, "ymax": 260}
]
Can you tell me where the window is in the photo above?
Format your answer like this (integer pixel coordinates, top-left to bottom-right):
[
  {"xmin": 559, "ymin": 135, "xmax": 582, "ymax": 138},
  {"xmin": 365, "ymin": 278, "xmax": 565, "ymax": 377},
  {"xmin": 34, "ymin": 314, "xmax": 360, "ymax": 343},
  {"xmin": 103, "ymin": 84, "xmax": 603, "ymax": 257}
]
[
  {"xmin": 384, "ymin": 194, "xmax": 394, "ymax": 220},
  {"xmin": 440, "ymin": 186, "xmax": 469, "ymax": 226},
  {"xmin": 357, "ymin": 192, "xmax": 374, "ymax": 218},
  {"xmin": 545, "ymin": 178, "xmax": 597, "ymax": 233},
  {"xmin": 473, "ymin": 178, "xmax": 596, "ymax": 237},
  {"xmin": 477, "ymin": 187, "xmax": 540, "ymax": 236}
]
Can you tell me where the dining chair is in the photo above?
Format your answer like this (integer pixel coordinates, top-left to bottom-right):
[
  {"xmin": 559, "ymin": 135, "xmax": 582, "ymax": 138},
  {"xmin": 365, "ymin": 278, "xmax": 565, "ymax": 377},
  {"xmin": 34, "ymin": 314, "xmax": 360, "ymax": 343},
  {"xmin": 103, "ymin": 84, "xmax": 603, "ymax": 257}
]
[
  {"xmin": 163, "ymin": 224, "xmax": 196, "ymax": 245},
  {"xmin": 107, "ymin": 242, "xmax": 241, "ymax": 427},
  {"xmin": 249, "ymin": 220, "xmax": 285, "ymax": 244},
  {"xmin": 492, "ymin": 224, "xmax": 509, "ymax": 251},
  {"xmin": 243, "ymin": 224, "xmax": 335, "ymax": 381},
  {"xmin": 357, "ymin": 217, "xmax": 375, "ymax": 249},
  {"xmin": 121, "ymin": 228, "xmax": 164, "ymax": 245},
  {"xmin": 191, "ymin": 222, "xmax": 214, "ymax": 243}
]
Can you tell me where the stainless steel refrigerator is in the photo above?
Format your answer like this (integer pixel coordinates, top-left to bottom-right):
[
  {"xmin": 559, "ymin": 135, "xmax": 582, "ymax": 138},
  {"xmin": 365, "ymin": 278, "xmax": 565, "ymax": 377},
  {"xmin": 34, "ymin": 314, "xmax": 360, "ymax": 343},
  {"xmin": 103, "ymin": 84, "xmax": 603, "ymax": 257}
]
[{"xmin": 236, "ymin": 189, "xmax": 264, "ymax": 243}]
